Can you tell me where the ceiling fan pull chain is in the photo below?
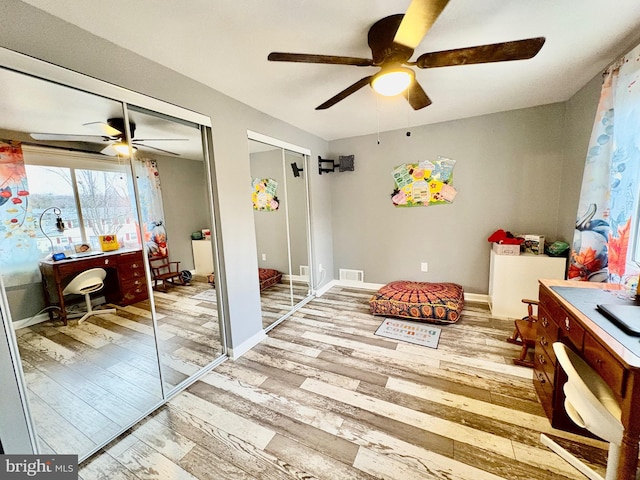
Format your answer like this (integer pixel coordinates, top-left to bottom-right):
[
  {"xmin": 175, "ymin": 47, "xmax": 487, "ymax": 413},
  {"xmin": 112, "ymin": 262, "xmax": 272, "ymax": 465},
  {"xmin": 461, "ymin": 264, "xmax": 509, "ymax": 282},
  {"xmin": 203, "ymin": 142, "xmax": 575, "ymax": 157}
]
[
  {"xmin": 376, "ymin": 95, "xmax": 381, "ymax": 145},
  {"xmin": 406, "ymin": 89, "xmax": 411, "ymax": 137}
]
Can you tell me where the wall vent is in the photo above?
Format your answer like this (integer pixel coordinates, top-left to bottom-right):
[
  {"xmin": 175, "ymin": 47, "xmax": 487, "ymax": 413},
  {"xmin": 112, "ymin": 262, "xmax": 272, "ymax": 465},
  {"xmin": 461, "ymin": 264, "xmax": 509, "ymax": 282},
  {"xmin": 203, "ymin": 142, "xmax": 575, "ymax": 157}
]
[
  {"xmin": 299, "ymin": 265, "xmax": 310, "ymax": 278},
  {"xmin": 339, "ymin": 268, "xmax": 364, "ymax": 283}
]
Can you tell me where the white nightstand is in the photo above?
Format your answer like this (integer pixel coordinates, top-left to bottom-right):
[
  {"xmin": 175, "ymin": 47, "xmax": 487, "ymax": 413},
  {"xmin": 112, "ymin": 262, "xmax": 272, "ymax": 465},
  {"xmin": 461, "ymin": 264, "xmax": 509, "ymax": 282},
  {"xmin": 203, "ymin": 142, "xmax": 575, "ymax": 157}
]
[{"xmin": 488, "ymin": 249, "xmax": 566, "ymax": 318}]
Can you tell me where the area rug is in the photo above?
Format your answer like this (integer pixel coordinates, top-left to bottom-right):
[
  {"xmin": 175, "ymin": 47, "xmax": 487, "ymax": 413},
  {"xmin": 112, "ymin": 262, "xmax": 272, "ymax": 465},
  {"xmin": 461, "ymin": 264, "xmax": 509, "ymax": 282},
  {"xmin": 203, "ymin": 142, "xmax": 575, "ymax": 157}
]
[
  {"xmin": 191, "ymin": 288, "xmax": 216, "ymax": 303},
  {"xmin": 374, "ymin": 317, "xmax": 442, "ymax": 349}
]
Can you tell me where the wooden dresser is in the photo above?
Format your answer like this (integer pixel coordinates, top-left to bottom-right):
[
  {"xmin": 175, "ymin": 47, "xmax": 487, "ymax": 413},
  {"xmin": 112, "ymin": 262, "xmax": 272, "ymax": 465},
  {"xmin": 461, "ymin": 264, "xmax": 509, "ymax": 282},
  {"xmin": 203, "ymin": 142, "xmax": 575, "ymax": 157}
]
[
  {"xmin": 40, "ymin": 248, "xmax": 148, "ymax": 324},
  {"xmin": 535, "ymin": 279, "xmax": 640, "ymax": 480}
]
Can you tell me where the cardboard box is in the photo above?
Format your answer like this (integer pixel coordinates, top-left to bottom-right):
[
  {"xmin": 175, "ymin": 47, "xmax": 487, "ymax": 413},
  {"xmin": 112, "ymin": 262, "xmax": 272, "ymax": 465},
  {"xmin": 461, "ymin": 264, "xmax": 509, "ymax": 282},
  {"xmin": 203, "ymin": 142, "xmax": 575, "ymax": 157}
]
[
  {"xmin": 522, "ymin": 234, "xmax": 545, "ymax": 255},
  {"xmin": 99, "ymin": 234, "xmax": 119, "ymax": 252},
  {"xmin": 492, "ymin": 243, "xmax": 520, "ymax": 256}
]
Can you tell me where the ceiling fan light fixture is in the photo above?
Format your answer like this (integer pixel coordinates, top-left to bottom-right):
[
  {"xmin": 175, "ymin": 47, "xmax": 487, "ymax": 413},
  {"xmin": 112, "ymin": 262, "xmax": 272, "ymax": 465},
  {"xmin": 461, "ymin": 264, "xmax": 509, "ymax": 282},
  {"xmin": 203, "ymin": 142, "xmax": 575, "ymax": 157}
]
[
  {"xmin": 371, "ymin": 67, "xmax": 414, "ymax": 96},
  {"xmin": 113, "ymin": 142, "xmax": 136, "ymax": 156}
]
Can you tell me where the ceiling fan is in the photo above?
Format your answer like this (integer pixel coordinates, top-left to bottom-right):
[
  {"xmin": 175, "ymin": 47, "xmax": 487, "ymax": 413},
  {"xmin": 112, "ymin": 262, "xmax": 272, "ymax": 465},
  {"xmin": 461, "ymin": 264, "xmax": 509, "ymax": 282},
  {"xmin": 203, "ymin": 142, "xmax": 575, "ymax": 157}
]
[
  {"xmin": 30, "ymin": 117, "xmax": 186, "ymax": 156},
  {"xmin": 268, "ymin": 0, "xmax": 545, "ymax": 110}
]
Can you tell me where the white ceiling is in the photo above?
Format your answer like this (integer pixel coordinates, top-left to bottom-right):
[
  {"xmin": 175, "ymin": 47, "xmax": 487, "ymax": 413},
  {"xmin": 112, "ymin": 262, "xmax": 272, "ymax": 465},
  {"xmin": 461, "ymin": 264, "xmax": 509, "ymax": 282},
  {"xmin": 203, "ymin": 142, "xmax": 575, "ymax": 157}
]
[{"xmin": 20, "ymin": 0, "xmax": 640, "ymax": 141}]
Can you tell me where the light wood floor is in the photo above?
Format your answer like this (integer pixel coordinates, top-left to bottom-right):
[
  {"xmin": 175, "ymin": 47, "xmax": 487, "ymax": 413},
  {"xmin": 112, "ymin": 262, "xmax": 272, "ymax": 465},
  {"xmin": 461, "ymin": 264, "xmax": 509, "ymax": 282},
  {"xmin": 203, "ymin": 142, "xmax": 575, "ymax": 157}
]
[{"xmin": 78, "ymin": 286, "xmax": 609, "ymax": 479}]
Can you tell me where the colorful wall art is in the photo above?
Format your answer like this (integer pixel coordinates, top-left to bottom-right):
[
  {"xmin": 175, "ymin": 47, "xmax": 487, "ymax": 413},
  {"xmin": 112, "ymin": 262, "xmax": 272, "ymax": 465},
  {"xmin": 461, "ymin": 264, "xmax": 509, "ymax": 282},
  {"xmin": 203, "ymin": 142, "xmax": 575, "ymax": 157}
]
[
  {"xmin": 252, "ymin": 177, "xmax": 279, "ymax": 211},
  {"xmin": 391, "ymin": 156, "xmax": 457, "ymax": 207}
]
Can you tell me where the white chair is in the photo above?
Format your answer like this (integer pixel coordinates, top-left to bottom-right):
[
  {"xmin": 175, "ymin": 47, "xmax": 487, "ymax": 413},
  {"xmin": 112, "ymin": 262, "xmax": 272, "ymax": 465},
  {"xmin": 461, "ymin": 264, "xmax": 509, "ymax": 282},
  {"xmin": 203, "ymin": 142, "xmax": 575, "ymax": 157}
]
[
  {"xmin": 62, "ymin": 268, "xmax": 116, "ymax": 324},
  {"xmin": 540, "ymin": 342, "xmax": 623, "ymax": 480}
]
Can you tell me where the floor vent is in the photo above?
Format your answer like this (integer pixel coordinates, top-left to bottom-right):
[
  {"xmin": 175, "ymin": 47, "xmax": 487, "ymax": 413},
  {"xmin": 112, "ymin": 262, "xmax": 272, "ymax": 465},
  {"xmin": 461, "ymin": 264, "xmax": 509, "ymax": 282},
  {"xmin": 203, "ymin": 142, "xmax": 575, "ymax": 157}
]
[
  {"xmin": 339, "ymin": 268, "xmax": 364, "ymax": 283},
  {"xmin": 299, "ymin": 265, "xmax": 310, "ymax": 277}
]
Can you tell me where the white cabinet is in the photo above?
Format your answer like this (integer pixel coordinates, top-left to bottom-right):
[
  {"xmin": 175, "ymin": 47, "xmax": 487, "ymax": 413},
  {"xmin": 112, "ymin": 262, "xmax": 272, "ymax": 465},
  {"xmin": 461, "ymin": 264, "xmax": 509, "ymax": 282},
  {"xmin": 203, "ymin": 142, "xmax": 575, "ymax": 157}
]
[
  {"xmin": 489, "ymin": 250, "xmax": 566, "ymax": 318},
  {"xmin": 192, "ymin": 239, "xmax": 214, "ymax": 275}
]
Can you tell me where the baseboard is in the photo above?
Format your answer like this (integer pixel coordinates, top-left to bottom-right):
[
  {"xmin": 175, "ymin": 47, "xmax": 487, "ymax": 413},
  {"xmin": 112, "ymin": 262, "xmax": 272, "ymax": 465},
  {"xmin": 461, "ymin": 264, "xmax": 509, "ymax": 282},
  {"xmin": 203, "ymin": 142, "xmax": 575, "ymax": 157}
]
[
  {"xmin": 228, "ymin": 329, "xmax": 266, "ymax": 360},
  {"xmin": 316, "ymin": 279, "xmax": 489, "ymax": 305},
  {"xmin": 465, "ymin": 292, "xmax": 490, "ymax": 304}
]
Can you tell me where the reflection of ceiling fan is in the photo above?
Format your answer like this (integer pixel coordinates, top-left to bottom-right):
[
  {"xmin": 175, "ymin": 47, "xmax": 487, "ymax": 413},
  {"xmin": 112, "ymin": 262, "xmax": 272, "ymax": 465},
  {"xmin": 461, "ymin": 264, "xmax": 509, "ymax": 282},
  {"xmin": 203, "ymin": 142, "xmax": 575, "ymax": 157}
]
[
  {"xmin": 30, "ymin": 117, "xmax": 186, "ymax": 156},
  {"xmin": 268, "ymin": 0, "xmax": 545, "ymax": 110}
]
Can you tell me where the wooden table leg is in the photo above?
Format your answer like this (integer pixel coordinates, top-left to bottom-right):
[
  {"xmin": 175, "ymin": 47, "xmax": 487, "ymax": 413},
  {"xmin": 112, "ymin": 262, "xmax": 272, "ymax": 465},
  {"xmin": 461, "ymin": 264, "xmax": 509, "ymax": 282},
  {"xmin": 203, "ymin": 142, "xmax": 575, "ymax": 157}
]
[{"xmin": 617, "ymin": 432, "xmax": 639, "ymax": 480}]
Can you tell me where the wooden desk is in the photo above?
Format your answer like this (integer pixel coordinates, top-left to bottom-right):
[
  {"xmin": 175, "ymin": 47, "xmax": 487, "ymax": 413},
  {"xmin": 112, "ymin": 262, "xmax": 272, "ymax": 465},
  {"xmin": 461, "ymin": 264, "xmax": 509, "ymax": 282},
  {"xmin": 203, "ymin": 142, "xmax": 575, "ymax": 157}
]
[
  {"xmin": 39, "ymin": 249, "xmax": 147, "ymax": 325},
  {"xmin": 536, "ymin": 279, "xmax": 640, "ymax": 480}
]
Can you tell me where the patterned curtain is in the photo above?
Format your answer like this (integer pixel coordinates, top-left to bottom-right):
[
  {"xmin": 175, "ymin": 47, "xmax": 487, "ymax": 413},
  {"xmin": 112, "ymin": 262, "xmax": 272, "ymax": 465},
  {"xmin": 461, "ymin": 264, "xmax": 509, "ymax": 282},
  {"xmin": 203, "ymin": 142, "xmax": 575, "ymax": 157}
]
[
  {"xmin": 0, "ymin": 141, "xmax": 40, "ymax": 286},
  {"xmin": 569, "ymin": 44, "xmax": 640, "ymax": 288},
  {"xmin": 132, "ymin": 157, "xmax": 167, "ymax": 257}
]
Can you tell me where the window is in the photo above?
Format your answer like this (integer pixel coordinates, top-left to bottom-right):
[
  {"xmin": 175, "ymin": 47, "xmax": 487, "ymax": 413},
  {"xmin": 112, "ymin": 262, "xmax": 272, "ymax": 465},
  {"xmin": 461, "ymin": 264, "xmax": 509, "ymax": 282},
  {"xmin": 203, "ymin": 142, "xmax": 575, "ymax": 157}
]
[{"xmin": 24, "ymin": 147, "xmax": 139, "ymax": 256}]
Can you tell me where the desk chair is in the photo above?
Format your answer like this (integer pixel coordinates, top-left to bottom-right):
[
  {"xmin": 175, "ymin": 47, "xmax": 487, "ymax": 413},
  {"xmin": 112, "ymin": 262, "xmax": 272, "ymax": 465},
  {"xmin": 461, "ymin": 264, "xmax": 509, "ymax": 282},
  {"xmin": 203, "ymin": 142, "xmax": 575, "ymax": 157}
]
[
  {"xmin": 62, "ymin": 268, "xmax": 116, "ymax": 324},
  {"xmin": 541, "ymin": 342, "xmax": 623, "ymax": 480}
]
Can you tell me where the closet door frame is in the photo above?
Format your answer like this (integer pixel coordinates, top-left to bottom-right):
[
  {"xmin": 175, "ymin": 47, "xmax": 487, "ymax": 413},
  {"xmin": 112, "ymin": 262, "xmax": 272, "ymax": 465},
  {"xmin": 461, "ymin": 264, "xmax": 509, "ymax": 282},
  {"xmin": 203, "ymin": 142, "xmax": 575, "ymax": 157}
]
[
  {"xmin": 0, "ymin": 46, "xmax": 228, "ymax": 460},
  {"xmin": 247, "ymin": 130, "xmax": 315, "ymax": 332}
]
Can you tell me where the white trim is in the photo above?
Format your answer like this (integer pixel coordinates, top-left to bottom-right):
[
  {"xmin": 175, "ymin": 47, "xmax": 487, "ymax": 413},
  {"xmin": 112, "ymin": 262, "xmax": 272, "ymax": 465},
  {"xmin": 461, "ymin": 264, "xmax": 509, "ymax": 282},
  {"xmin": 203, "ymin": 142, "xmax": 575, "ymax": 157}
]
[
  {"xmin": 0, "ymin": 47, "xmax": 211, "ymax": 127},
  {"xmin": 228, "ymin": 329, "xmax": 266, "ymax": 360},
  {"xmin": 316, "ymin": 279, "xmax": 490, "ymax": 305},
  {"xmin": 247, "ymin": 130, "xmax": 311, "ymax": 156}
]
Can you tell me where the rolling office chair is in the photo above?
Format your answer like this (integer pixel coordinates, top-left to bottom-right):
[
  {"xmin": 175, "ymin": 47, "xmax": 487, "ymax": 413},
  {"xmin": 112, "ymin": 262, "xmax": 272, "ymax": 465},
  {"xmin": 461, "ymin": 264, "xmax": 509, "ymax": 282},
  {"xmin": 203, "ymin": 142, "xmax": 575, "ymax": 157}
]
[
  {"xmin": 540, "ymin": 342, "xmax": 623, "ymax": 480},
  {"xmin": 62, "ymin": 268, "xmax": 116, "ymax": 324}
]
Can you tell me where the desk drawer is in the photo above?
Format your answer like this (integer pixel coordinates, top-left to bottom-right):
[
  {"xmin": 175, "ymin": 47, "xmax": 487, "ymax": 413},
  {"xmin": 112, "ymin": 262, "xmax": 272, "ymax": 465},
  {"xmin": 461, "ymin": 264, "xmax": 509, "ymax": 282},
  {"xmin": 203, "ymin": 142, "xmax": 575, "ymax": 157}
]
[
  {"xmin": 535, "ymin": 342, "xmax": 556, "ymax": 385},
  {"xmin": 559, "ymin": 313, "xmax": 585, "ymax": 350},
  {"xmin": 539, "ymin": 287, "xmax": 566, "ymax": 321},
  {"xmin": 121, "ymin": 278, "xmax": 148, "ymax": 304},
  {"xmin": 119, "ymin": 262, "xmax": 145, "ymax": 281},
  {"xmin": 583, "ymin": 334, "xmax": 626, "ymax": 398},
  {"xmin": 538, "ymin": 306, "xmax": 559, "ymax": 361},
  {"xmin": 533, "ymin": 363, "xmax": 554, "ymax": 419}
]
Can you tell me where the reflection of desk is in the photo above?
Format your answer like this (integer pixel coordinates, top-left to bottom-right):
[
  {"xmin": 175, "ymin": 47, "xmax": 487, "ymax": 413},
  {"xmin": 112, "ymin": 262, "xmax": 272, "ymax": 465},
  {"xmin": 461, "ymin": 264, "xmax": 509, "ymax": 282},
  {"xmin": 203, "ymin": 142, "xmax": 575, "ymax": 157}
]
[
  {"xmin": 536, "ymin": 280, "xmax": 639, "ymax": 480},
  {"xmin": 39, "ymin": 249, "xmax": 147, "ymax": 325}
]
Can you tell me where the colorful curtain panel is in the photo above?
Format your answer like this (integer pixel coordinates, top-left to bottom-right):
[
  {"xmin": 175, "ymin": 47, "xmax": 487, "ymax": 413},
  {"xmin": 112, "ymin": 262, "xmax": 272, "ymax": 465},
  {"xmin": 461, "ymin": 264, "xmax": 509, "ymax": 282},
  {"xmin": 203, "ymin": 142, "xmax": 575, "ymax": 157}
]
[
  {"xmin": 0, "ymin": 141, "xmax": 40, "ymax": 286},
  {"xmin": 569, "ymin": 44, "xmax": 640, "ymax": 287},
  {"xmin": 133, "ymin": 157, "xmax": 167, "ymax": 257}
]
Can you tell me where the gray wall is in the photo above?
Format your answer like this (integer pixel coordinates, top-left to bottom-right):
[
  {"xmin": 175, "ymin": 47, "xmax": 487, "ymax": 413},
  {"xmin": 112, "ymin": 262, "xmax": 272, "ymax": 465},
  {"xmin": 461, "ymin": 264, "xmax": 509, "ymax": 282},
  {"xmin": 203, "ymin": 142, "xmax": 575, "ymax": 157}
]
[
  {"xmin": 329, "ymin": 102, "xmax": 575, "ymax": 293},
  {"xmin": 155, "ymin": 156, "xmax": 211, "ymax": 272},
  {"xmin": 251, "ymin": 150, "xmax": 289, "ymax": 274},
  {"xmin": 557, "ymin": 75, "xmax": 603, "ymax": 245},
  {"xmin": 0, "ymin": 0, "xmax": 333, "ymax": 350}
]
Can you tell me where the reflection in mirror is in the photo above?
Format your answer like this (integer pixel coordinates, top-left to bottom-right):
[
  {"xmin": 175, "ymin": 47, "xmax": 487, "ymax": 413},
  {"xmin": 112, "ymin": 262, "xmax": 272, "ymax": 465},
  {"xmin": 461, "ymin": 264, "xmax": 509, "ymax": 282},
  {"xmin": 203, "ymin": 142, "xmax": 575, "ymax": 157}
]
[
  {"xmin": 249, "ymin": 138, "xmax": 312, "ymax": 330},
  {"xmin": 284, "ymin": 149, "xmax": 311, "ymax": 306},
  {"xmin": 250, "ymin": 139, "xmax": 293, "ymax": 329},
  {"xmin": 130, "ymin": 106, "xmax": 225, "ymax": 392},
  {"xmin": 0, "ymin": 68, "xmax": 163, "ymax": 456}
]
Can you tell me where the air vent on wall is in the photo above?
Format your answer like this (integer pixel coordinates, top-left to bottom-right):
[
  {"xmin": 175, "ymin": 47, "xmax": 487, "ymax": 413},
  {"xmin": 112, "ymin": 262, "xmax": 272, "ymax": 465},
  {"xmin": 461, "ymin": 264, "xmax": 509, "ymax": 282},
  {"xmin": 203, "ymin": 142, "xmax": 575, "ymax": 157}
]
[
  {"xmin": 300, "ymin": 265, "xmax": 310, "ymax": 278},
  {"xmin": 339, "ymin": 268, "xmax": 364, "ymax": 283}
]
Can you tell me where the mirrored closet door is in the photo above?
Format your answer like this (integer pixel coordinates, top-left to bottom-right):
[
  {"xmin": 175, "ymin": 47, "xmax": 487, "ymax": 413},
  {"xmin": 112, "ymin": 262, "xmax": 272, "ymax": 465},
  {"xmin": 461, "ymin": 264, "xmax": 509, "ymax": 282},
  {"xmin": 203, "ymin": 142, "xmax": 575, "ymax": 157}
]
[
  {"xmin": 248, "ymin": 134, "xmax": 313, "ymax": 331},
  {"xmin": 0, "ymin": 53, "xmax": 225, "ymax": 460}
]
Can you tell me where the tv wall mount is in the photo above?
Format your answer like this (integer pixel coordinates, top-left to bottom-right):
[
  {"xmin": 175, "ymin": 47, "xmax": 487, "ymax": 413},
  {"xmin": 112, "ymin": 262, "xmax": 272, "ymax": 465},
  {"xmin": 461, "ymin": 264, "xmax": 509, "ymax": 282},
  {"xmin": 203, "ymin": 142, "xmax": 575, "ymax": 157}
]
[{"xmin": 318, "ymin": 155, "xmax": 354, "ymax": 175}]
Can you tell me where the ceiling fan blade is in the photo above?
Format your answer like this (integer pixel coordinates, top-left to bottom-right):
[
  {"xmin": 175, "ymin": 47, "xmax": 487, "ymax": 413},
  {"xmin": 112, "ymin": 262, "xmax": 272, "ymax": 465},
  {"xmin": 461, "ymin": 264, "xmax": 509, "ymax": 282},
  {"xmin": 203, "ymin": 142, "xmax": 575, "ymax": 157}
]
[
  {"xmin": 316, "ymin": 76, "xmax": 373, "ymax": 110},
  {"xmin": 30, "ymin": 133, "xmax": 110, "ymax": 142},
  {"xmin": 404, "ymin": 80, "xmax": 432, "ymax": 110},
  {"xmin": 134, "ymin": 143, "xmax": 180, "ymax": 156},
  {"xmin": 268, "ymin": 52, "xmax": 373, "ymax": 67},
  {"xmin": 416, "ymin": 37, "xmax": 546, "ymax": 68},
  {"xmin": 132, "ymin": 138, "xmax": 188, "ymax": 142},
  {"xmin": 82, "ymin": 121, "xmax": 122, "ymax": 137},
  {"xmin": 100, "ymin": 144, "xmax": 117, "ymax": 156},
  {"xmin": 393, "ymin": 0, "xmax": 450, "ymax": 49}
]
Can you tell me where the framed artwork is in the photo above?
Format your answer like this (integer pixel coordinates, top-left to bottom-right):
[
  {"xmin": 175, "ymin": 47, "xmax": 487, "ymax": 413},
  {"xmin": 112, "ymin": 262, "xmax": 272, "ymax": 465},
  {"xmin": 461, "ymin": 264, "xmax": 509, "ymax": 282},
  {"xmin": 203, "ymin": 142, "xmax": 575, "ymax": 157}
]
[
  {"xmin": 252, "ymin": 177, "xmax": 279, "ymax": 211},
  {"xmin": 391, "ymin": 156, "xmax": 458, "ymax": 207}
]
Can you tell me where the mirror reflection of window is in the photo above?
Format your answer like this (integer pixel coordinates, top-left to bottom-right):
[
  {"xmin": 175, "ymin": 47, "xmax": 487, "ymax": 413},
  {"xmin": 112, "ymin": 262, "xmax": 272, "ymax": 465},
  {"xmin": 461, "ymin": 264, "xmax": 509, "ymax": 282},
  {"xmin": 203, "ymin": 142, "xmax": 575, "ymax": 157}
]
[{"xmin": 0, "ymin": 60, "xmax": 224, "ymax": 461}]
